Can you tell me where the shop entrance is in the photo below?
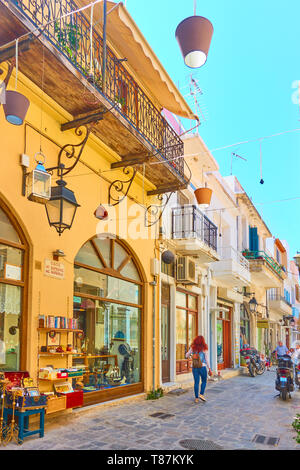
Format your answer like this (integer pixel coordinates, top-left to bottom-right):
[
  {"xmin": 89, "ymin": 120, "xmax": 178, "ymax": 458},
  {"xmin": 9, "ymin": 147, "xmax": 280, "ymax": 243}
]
[
  {"xmin": 161, "ymin": 283, "xmax": 170, "ymax": 383},
  {"xmin": 73, "ymin": 236, "xmax": 144, "ymax": 405},
  {"xmin": 217, "ymin": 305, "xmax": 232, "ymax": 370}
]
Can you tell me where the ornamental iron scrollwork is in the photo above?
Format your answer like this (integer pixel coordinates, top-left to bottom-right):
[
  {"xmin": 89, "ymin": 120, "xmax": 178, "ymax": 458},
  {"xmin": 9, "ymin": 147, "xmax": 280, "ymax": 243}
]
[
  {"xmin": 47, "ymin": 124, "xmax": 92, "ymax": 176},
  {"xmin": 108, "ymin": 166, "xmax": 137, "ymax": 206},
  {"xmin": 144, "ymin": 192, "xmax": 174, "ymax": 228}
]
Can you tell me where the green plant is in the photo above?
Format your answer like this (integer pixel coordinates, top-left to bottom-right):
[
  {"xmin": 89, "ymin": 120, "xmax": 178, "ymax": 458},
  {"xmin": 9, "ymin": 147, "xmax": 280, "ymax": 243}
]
[
  {"xmin": 292, "ymin": 414, "xmax": 300, "ymax": 444},
  {"xmin": 115, "ymin": 95, "xmax": 126, "ymax": 107},
  {"xmin": 54, "ymin": 22, "xmax": 82, "ymax": 62},
  {"xmin": 146, "ymin": 387, "xmax": 164, "ymax": 400}
]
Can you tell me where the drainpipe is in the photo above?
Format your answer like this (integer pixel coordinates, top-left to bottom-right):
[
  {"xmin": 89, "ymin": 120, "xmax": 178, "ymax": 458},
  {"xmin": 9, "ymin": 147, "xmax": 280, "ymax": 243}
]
[{"xmin": 150, "ymin": 276, "xmax": 157, "ymax": 392}]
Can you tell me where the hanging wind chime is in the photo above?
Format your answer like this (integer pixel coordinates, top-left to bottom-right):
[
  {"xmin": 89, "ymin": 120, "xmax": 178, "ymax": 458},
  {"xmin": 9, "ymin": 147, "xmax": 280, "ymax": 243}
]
[
  {"xmin": 3, "ymin": 39, "xmax": 30, "ymax": 125},
  {"xmin": 259, "ymin": 140, "xmax": 264, "ymax": 184}
]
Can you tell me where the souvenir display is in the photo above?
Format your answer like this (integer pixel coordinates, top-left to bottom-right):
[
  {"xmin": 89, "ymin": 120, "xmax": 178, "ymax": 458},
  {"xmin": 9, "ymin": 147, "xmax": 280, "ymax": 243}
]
[{"xmin": 0, "ymin": 374, "xmax": 9, "ymax": 444}]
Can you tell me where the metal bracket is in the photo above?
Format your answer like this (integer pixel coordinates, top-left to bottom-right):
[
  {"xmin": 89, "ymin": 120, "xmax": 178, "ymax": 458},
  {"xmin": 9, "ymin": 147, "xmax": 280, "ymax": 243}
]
[
  {"xmin": 108, "ymin": 166, "xmax": 137, "ymax": 206},
  {"xmin": 144, "ymin": 192, "xmax": 174, "ymax": 227},
  {"xmin": 47, "ymin": 124, "xmax": 92, "ymax": 177}
]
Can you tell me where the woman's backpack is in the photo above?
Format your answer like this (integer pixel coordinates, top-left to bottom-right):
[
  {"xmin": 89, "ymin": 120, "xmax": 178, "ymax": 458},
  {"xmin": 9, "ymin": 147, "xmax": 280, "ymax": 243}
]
[{"xmin": 192, "ymin": 351, "xmax": 203, "ymax": 368}]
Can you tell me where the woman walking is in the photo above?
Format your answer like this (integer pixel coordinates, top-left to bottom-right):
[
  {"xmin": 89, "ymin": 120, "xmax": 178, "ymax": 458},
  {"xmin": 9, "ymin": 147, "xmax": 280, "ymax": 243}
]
[{"xmin": 186, "ymin": 335, "xmax": 212, "ymax": 403}]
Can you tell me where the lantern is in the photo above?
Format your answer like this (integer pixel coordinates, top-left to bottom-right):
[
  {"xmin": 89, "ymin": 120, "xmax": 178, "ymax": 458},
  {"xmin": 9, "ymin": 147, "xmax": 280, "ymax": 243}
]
[
  {"xmin": 27, "ymin": 155, "xmax": 51, "ymax": 204},
  {"xmin": 249, "ymin": 296, "xmax": 258, "ymax": 314},
  {"xmin": 45, "ymin": 172, "xmax": 80, "ymax": 236},
  {"xmin": 175, "ymin": 15, "xmax": 214, "ymax": 68}
]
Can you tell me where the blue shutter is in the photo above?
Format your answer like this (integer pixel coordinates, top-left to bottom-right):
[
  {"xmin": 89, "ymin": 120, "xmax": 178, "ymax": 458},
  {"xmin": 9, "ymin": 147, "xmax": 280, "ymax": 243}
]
[{"xmin": 249, "ymin": 227, "xmax": 259, "ymax": 252}]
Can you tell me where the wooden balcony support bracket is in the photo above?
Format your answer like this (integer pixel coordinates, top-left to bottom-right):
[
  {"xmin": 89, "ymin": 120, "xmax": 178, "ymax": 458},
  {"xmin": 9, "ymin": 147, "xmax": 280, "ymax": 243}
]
[
  {"xmin": 111, "ymin": 155, "xmax": 149, "ymax": 169},
  {"xmin": 147, "ymin": 183, "xmax": 188, "ymax": 196},
  {"xmin": 0, "ymin": 34, "xmax": 34, "ymax": 64},
  {"xmin": 61, "ymin": 111, "xmax": 105, "ymax": 132}
]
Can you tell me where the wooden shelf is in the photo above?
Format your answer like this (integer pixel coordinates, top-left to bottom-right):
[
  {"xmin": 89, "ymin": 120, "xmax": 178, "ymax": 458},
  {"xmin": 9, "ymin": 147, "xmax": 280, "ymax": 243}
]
[
  {"xmin": 39, "ymin": 352, "xmax": 74, "ymax": 356},
  {"xmin": 37, "ymin": 328, "xmax": 83, "ymax": 333}
]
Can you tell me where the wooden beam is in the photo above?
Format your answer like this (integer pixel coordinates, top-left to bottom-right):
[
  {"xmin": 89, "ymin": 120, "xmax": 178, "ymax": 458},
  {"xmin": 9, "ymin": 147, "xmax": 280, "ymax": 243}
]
[
  {"xmin": 61, "ymin": 111, "xmax": 104, "ymax": 131},
  {"xmin": 111, "ymin": 155, "xmax": 148, "ymax": 169},
  {"xmin": 147, "ymin": 184, "xmax": 187, "ymax": 196},
  {"xmin": 0, "ymin": 35, "xmax": 34, "ymax": 63}
]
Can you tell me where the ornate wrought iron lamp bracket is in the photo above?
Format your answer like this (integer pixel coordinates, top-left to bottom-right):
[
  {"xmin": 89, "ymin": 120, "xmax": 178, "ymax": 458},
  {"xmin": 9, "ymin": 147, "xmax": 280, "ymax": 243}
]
[
  {"xmin": 108, "ymin": 166, "xmax": 137, "ymax": 206},
  {"xmin": 47, "ymin": 124, "xmax": 92, "ymax": 176},
  {"xmin": 145, "ymin": 192, "xmax": 174, "ymax": 228}
]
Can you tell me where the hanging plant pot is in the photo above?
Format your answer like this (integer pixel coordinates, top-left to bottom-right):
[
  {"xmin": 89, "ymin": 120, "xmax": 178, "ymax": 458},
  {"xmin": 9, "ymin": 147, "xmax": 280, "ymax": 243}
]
[
  {"xmin": 194, "ymin": 187, "xmax": 212, "ymax": 206},
  {"xmin": 94, "ymin": 204, "xmax": 109, "ymax": 221},
  {"xmin": 3, "ymin": 90, "xmax": 30, "ymax": 125}
]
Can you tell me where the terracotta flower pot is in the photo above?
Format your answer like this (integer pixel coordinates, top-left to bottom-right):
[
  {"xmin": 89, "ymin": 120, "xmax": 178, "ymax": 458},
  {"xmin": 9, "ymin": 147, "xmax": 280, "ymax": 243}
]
[
  {"xmin": 3, "ymin": 90, "xmax": 30, "ymax": 125},
  {"xmin": 194, "ymin": 187, "xmax": 212, "ymax": 206}
]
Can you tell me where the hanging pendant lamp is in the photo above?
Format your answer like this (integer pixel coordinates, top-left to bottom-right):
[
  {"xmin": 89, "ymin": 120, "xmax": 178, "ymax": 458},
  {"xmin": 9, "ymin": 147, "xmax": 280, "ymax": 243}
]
[
  {"xmin": 175, "ymin": 1, "xmax": 213, "ymax": 68},
  {"xmin": 3, "ymin": 40, "xmax": 30, "ymax": 125}
]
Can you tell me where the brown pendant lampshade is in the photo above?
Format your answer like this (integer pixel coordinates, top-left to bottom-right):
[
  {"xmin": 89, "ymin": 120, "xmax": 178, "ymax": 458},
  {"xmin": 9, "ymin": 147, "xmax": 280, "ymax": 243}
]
[
  {"xmin": 175, "ymin": 15, "xmax": 214, "ymax": 68},
  {"xmin": 3, "ymin": 90, "xmax": 30, "ymax": 125}
]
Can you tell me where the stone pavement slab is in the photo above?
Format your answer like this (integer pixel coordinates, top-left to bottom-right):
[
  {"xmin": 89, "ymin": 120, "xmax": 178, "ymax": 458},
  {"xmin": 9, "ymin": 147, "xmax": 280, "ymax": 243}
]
[{"xmin": 1, "ymin": 368, "xmax": 299, "ymax": 451}]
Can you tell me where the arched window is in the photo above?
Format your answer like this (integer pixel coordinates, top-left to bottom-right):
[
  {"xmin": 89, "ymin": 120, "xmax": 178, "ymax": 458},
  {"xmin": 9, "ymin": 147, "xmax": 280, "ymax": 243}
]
[
  {"xmin": 73, "ymin": 236, "xmax": 143, "ymax": 403},
  {"xmin": 0, "ymin": 206, "xmax": 27, "ymax": 371}
]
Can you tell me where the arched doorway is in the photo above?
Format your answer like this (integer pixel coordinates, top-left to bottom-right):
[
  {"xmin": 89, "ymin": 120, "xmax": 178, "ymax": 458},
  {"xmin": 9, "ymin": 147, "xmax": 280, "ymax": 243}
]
[
  {"xmin": 0, "ymin": 203, "xmax": 28, "ymax": 372},
  {"xmin": 73, "ymin": 236, "xmax": 144, "ymax": 405}
]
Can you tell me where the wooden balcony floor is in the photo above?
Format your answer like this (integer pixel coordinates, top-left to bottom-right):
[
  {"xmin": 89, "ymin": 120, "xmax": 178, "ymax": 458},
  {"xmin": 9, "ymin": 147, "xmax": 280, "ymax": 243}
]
[{"xmin": 0, "ymin": 2, "xmax": 186, "ymax": 190}]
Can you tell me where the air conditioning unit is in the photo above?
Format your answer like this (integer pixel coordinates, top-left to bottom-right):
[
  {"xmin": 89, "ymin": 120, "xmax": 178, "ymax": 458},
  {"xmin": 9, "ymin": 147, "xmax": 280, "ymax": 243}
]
[{"xmin": 176, "ymin": 256, "xmax": 197, "ymax": 284}]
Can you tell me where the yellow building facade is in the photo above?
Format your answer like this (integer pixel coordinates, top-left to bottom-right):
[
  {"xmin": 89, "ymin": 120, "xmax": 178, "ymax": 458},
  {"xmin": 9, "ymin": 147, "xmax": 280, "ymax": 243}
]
[{"xmin": 0, "ymin": 0, "xmax": 195, "ymax": 410}]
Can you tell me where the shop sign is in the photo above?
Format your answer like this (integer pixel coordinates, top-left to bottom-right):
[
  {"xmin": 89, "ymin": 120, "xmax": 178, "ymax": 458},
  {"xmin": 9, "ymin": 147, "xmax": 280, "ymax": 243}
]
[
  {"xmin": 257, "ymin": 320, "xmax": 269, "ymax": 329},
  {"xmin": 44, "ymin": 259, "xmax": 65, "ymax": 280},
  {"xmin": 5, "ymin": 263, "xmax": 22, "ymax": 281}
]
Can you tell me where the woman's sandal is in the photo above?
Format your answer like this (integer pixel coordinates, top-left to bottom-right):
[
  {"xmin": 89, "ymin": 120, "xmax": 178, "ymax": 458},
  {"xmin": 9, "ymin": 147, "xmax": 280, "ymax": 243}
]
[{"xmin": 195, "ymin": 398, "xmax": 199, "ymax": 403}]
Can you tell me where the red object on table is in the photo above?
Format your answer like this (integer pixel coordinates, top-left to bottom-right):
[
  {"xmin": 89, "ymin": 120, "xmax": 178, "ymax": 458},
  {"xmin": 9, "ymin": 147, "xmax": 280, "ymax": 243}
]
[
  {"xmin": 58, "ymin": 390, "xmax": 83, "ymax": 409},
  {"xmin": 4, "ymin": 371, "xmax": 30, "ymax": 389}
]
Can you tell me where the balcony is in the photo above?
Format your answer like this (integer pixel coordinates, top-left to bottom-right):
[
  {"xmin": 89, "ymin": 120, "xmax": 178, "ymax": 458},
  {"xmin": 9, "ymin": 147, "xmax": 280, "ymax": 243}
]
[
  {"xmin": 268, "ymin": 292, "xmax": 293, "ymax": 317},
  {"xmin": 210, "ymin": 246, "xmax": 251, "ymax": 288},
  {"xmin": 242, "ymin": 250, "xmax": 285, "ymax": 288},
  {"xmin": 0, "ymin": 0, "xmax": 188, "ymax": 192},
  {"xmin": 171, "ymin": 205, "xmax": 219, "ymax": 263}
]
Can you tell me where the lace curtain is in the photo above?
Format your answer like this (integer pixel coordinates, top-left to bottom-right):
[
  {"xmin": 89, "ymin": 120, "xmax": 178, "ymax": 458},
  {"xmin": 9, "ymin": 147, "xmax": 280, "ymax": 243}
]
[{"xmin": 0, "ymin": 283, "xmax": 21, "ymax": 315}]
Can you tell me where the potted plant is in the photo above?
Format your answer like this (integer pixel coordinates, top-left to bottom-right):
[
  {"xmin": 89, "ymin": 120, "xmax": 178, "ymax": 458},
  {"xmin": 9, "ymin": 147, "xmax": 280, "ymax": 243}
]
[{"xmin": 54, "ymin": 21, "xmax": 82, "ymax": 63}]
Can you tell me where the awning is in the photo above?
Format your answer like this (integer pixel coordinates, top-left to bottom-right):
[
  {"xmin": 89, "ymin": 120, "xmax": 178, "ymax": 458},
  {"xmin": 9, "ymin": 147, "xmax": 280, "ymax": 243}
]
[{"xmin": 77, "ymin": 1, "xmax": 197, "ymax": 120}]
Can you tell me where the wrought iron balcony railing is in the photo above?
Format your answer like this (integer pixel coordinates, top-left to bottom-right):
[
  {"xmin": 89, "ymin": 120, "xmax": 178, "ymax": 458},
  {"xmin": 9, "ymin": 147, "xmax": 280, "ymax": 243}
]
[
  {"xmin": 268, "ymin": 291, "xmax": 292, "ymax": 307},
  {"xmin": 242, "ymin": 250, "xmax": 283, "ymax": 277},
  {"xmin": 218, "ymin": 246, "xmax": 250, "ymax": 271},
  {"xmin": 13, "ymin": 0, "xmax": 185, "ymax": 178},
  {"xmin": 172, "ymin": 205, "xmax": 218, "ymax": 252}
]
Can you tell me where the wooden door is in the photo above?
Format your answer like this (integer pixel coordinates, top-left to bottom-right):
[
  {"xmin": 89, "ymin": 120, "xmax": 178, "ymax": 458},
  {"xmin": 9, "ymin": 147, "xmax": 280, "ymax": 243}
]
[{"xmin": 161, "ymin": 284, "xmax": 170, "ymax": 383}]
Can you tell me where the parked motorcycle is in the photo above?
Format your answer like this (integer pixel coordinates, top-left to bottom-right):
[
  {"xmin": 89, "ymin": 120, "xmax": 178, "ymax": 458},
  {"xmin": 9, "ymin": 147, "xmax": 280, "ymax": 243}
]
[
  {"xmin": 240, "ymin": 347, "xmax": 266, "ymax": 377},
  {"xmin": 294, "ymin": 363, "xmax": 300, "ymax": 390},
  {"xmin": 275, "ymin": 354, "xmax": 294, "ymax": 400}
]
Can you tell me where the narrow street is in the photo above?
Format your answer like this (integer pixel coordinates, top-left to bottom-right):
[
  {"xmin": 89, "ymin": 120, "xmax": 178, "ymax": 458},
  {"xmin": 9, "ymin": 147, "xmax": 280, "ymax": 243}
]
[{"xmin": 2, "ymin": 369, "xmax": 299, "ymax": 451}]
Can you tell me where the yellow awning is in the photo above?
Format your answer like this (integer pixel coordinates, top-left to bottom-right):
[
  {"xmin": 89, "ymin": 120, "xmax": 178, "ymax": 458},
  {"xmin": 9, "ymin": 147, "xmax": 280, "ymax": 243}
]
[{"xmin": 76, "ymin": 1, "xmax": 198, "ymax": 120}]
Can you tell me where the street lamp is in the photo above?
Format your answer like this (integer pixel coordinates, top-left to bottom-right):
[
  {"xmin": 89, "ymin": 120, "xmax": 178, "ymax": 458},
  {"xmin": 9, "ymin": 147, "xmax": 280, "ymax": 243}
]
[
  {"xmin": 175, "ymin": 0, "xmax": 214, "ymax": 68},
  {"xmin": 45, "ymin": 164, "xmax": 80, "ymax": 236},
  {"xmin": 249, "ymin": 296, "xmax": 258, "ymax": 313}
]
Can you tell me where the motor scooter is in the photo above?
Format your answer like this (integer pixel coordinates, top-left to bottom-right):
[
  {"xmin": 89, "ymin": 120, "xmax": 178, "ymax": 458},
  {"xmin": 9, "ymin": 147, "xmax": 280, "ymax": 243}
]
[
  {"xmin": 275, "ymin": 354, "xmax": 294, "ymax": 400},
  {"xmin": 240, "ymin": 347, "xmax": 266, "ymax": 377}
]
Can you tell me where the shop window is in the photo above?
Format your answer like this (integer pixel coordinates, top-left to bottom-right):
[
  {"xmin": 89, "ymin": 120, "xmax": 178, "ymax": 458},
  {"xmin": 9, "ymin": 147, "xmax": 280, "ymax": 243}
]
[
  {"xmin": 0, "ymin": 206, "xmax": 26, "ymax": 372},
  {"xmin": 240, "ymin": 304, "xmax": 250, "ymax": 347},
  {"xmin": 73, "ymin": 237, "xmax": 143, "ymax": 398}
]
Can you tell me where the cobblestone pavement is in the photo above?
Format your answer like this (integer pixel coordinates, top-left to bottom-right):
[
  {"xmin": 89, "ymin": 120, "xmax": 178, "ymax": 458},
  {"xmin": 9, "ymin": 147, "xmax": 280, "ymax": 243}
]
[{"xmin": 1, "ymin": 368, "xmax": 299, "ymax": 451}]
